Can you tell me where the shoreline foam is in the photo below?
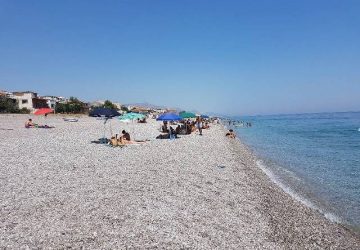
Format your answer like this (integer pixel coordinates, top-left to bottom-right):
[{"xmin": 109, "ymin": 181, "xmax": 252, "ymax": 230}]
[{"xmin": 229, "ymin": 124, "xmax": 359, "ymax": 233}]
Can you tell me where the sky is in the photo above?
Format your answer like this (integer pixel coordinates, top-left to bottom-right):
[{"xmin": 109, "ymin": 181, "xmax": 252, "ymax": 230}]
[{"xmin": 0, "ymin": 0, "xmax": 359, "ymax": 115}]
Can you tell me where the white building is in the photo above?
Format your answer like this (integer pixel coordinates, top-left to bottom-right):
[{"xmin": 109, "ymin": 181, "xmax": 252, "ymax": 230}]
[
  {"xmin": 8, "ymin": 91, "xmax": 48, "ymax": 111},
  {"xmin": 41, "ymin": 96, "xmax": 67, "ymax": 109}
]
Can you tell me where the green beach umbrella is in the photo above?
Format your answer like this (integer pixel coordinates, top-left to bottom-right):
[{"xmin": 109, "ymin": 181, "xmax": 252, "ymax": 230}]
[
  {"xmin": 119, "ymin": 112, "xmax": 145, "ymax": 121},
  {"xmin": 179, "ymin": 111, "xmax": 196, "ymax": 119},
  {"xmin": 118, "ymin": 112, "xmax": 146, "ymax": 140}
]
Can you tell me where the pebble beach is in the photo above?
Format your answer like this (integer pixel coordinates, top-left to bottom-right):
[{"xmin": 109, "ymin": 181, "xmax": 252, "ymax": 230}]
[{"xmin": 1, "ymin": 114, "xmax": 359, "ymax": 249}]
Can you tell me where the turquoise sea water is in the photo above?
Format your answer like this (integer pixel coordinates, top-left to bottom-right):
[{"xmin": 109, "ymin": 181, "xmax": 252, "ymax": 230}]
[{"xmin": 231, "ymin": 112, "xmax": 360, "ymax": 230}]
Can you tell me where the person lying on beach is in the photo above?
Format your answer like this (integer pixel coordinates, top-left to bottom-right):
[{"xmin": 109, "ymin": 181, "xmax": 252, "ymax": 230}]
[
  {"xmin": 226, "ymin": 129, "xmax": 236, "ymax": 139},
  {"xmin": 156, "ymin": 133, "xmax": 170, "ymax": 139},
  {"xmin": 117, "ymin": 130, "xmax": 146, "ymax": 145},
  {"xmin": 203, "ymin": 122, "xmax": 210, "ymax": 129},
  {"xmin": 138, "ymin": 118, "xmax": 147, "ymax": 123},
  {"xmin": 110, "ymin": 134, "xmax": 120, "ymax": 146},
  {"xmin": 25, "ymin": 119, "xmax": 54, "ymax": 128}
]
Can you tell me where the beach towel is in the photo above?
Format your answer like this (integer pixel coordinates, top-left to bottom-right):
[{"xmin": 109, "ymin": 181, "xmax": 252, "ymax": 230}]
[{"xmin": 25, "ymin": 125, "xmax": 54, "ymax": 129}]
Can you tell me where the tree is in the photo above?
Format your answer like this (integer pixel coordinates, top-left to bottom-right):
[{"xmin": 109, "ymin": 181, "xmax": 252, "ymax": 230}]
[
  {"xmin": 0, "ymin": 96, "xmax": 19, "ymax": 113},
  {"xmin": 55, "ymin": 96, "xmax": 86, "ymax": 114},
  {"xmin": 103, "ymin": 100, "xmax": 118, "ymax": 110},
  {"xmin": 120, "ymin": 105, "xmax": 129, "ymax": 112},
  {"xmin": 0, "ymin": 97, "xmax": 30, "ymax": 113}
]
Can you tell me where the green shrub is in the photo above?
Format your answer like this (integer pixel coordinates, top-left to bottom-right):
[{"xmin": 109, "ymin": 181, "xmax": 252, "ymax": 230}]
[
  {"xmin": 103, "ymin": 100, "xmax": 118, "ymax": 110},
  {"xmin": 55, "ymin": 96, "xmax": 86, "ymax": 114},
  {"xmin": 0, "ymin": 96, "xmax": 19, "ymax": 113},
  {"xmin": 19, "ymin": 107, "xmax": 31, "ymax": 114}
]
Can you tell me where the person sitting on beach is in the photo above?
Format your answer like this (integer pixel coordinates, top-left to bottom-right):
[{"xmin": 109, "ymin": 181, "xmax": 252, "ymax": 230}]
[
  {"xmin": 203, "ymin": 122, "xmax": 210, "ymax": 129},
  {"xmin": 121, "ymin": 130, "xmax": 131, "ymax": 141},
  {"xmin": 175, "ymin": 125, "xmax": 181, "ymax": 135},
  {"xmin": 226, "ymin": 129, "xmax": 236, "ymax": 139},
  {"xmin": 25, "ymin": 119, "xmax": 35, "ymax": 128},
  {"xmin": 161, "ymin": 121, "xmax": 169, "ymax": 133},
  {"xmin": 110, "ymin": 134, "xmax": 119, "ymax": 146},
  {"xmin": 170, "ymin": 126, "xmax": 178, "ymax": 138}
]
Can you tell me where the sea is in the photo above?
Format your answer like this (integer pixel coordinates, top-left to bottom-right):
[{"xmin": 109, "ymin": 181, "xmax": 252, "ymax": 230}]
[{"xmin": 229, "ymin": 112, "xmax": 360, "ymax": 231}]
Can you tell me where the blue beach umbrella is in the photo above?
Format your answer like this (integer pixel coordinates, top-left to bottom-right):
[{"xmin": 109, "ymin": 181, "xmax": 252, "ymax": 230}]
[
  {"xmin": 89, "ymin": 108, "xmax": 120, "ymax": 141},
  {"xmin": 157, "ymin": 113, "xmax": 182, "ymax": 139},
  {"xmin": 201, "ymin": 114, "xmax": 210, "ymax": 119},
  {"xmin": 89, "ymin": 107, "xmax": 121, "ymax": 118},
  {"xmin": 156, "ymin": 113, "xmax": 182, "ymax": 121}
]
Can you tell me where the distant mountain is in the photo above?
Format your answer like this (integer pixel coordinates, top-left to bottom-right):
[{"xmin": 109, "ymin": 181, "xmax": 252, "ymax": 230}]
[
  {"xmin": 204, "ymin": 111, "xmax": 226, "ymax": 118},
  {"xmin": 125, "ymin": 102, "xmax": 182, "ymax": 111}
]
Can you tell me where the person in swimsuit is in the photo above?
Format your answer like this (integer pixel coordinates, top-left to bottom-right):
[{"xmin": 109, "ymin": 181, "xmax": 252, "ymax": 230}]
[
  {"xmin": 25, "ymin": 119, "xmax": 35, "ymax": 128},
  {"xmin": 225, "ymin": 129, "xmax": 236, "ymax": 139},
  {"xmin": 196, "ymin": 116, "xmax": 203, "ymax": 135},
  {"xmin": 121, "ymin": 130, "xmax": 131, "ymax": 141}
]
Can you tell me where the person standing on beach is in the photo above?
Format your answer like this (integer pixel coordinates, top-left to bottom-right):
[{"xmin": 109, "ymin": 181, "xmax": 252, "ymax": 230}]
[{"xmin": 196, "ymin": 116, "xmax": 203, "ymax": 136}]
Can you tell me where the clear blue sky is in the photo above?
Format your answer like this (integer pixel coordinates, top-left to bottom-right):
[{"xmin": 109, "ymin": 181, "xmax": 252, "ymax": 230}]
[{"xmin": 1, "ymin": 0, "xmax": 359, "ymax": 115}]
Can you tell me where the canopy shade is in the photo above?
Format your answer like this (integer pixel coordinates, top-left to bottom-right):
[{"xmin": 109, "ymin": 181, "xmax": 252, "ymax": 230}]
[
  {"xmin": 156, "ymin": 113, "xmax": 182, "ymax": 121},
  {"xmin": 89, "ymin": 108, "xmax": 121, "ymax": 117}
]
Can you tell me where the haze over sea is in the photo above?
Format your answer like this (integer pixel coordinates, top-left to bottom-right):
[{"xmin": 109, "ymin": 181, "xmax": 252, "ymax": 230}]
[{"xmin": 233, "ymin": 112, "xmax": 360, "ymax": 230}]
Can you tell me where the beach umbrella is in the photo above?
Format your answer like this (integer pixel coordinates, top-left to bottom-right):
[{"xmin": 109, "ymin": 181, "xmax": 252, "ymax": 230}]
[
  {"xmin": 156, "ymin": 113, "xmax": 182, "ymax": 139},
  {"xmin": 89, "ymin": 108, "xmax": 120, "ymax": 141},
  {"xmin": 34, "ymin": 108, "xmax": 53, "ymax": 115},
  {"xmin": 201, "ymin": 114, "xmax": 210, "ymax": 119},
  {"xmin": 89, "ymin": 107, "xmax": 121, "ymax": 118},
  {"xmin": 119, "ymin": 112, "xmax": 145, "ymax": 121},
  {"xmin": 118, "ymin": 112, "xmax": 146, "ymax": 140},
  {"xmin": 156, "ymin": 113, "xmax": 182, "ymax": 121},
  {"xmin": 179, "ymin": 111, "xmax": 196, "ymax": 119}
]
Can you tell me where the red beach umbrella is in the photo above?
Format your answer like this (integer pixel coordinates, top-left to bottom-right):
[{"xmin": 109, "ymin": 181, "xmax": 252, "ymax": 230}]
[{"xmin": 34, "ymin": 108, "xmax": 54, "ymax": 115}]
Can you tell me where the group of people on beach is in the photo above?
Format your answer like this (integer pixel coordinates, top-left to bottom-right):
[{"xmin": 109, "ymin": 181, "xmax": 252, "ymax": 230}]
[{"xmin": 158, "ymin": 116, "xmax": 210, "ymax": 139}]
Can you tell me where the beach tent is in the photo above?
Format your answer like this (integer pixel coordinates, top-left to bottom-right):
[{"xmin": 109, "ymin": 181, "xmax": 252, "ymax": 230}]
[
  {"xmin": 156, "ymin": 113, "xmax": 182, "ymax": 121},
  {"xmin": 179, "ymin": 111, "xmax": 196, "ymax": 119}
]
